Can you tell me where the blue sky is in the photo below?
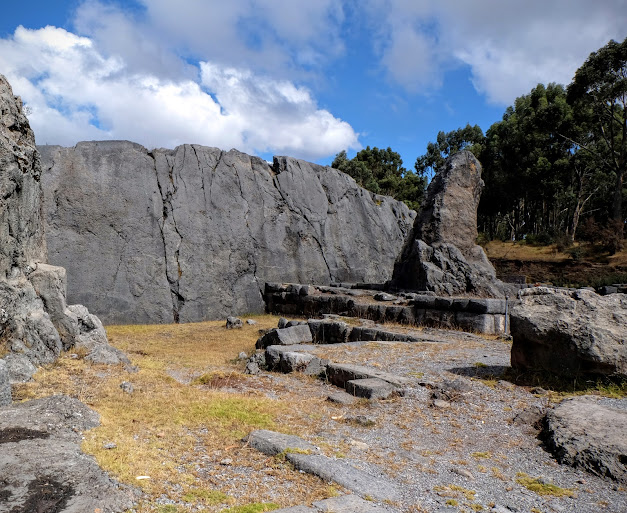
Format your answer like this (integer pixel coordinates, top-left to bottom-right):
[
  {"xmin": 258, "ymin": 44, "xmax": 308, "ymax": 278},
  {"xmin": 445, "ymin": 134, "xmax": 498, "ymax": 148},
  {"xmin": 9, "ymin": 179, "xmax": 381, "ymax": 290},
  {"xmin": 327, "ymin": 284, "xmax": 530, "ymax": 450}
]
[{"xmin": 1, "ymin": 1, "xmax": 625, "ymax": 169}]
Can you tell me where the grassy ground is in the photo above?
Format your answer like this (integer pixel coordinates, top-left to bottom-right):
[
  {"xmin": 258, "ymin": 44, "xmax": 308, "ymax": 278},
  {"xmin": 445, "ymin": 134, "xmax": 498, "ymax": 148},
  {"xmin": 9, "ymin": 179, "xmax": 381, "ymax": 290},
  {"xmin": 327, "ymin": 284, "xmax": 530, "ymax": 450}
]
[
  {"xmin": 13, "ymin": 315, "xmax": 337, "ymax": 513},
  {"xmin": 484, "ymin": 241, "xmax": 627, "ymax": 287}
]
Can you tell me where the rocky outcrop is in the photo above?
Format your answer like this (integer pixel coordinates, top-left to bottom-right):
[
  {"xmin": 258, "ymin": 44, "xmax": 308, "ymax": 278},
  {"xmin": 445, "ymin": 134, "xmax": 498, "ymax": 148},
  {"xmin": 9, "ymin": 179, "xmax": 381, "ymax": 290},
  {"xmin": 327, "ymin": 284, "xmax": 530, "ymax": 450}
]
[
  {"xmin": 0, "ymin": 75, "xmax": 46, "ymax": 277},
  {"xmin": 510, "ymin": 287, "xmax": 627, "ymax": 378},
  {"xmin": 0, "ymin": 395, "xmax": 138, "ymax": 511},
  {"xmin": 392, "ymin": 151, "xmax": 506, "ymax": 297},
  {"xmin": 40, "ymin": 143, "xmax": 415, "ymax": 324},
  {"xmin": 0, "ymin": 74, "xmax": 124, "ymax": 387},
  {"xmin": 543, "ymin": 396, "xmax": 627, "ymax": 483}
]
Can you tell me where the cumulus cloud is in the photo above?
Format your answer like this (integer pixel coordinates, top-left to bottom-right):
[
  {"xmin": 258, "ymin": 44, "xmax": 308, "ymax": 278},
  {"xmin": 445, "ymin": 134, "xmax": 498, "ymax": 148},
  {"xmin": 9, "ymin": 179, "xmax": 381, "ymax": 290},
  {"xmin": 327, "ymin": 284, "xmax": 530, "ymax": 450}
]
[
  {"xmin": 365, "ymin": 0, "xmax": 627, "ymax": 103},
  {"xmin": 0, "ymin": 25, "xmax": 359, "ymax": 159}
]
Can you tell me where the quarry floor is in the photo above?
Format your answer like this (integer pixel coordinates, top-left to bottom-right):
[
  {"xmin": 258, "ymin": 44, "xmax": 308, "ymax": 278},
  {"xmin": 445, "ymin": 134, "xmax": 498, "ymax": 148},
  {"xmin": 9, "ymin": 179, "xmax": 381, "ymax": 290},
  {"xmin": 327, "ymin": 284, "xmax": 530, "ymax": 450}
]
[{"xmin": 12, "ymin": 315, "xmax": 627, "ymax": 513}]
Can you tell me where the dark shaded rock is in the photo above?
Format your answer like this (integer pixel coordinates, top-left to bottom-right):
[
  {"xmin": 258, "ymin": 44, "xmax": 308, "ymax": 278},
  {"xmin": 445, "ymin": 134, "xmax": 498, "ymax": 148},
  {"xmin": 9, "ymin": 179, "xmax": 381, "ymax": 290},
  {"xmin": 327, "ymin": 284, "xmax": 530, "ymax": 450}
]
[
  {"xmin": 511, "ymin": 287, "xmax": 627, "ymax": 378},
  {"xmin": 40, "ymin": 143, "xmax": 415, "ymax": 323},
  {"xmin": 512, "ymin": 405, "xmax": 545, "ymax": 429},
  {"xmin": 392, "ymin": 151, "xmax": 506, "ymax": 297},
  {"xmin": 543, "ymin": 396, "xmax": 627, "ymax": 483},
  {"xmin": 0, "ymin": 395, "xmax": 137, "ymax": 512}
]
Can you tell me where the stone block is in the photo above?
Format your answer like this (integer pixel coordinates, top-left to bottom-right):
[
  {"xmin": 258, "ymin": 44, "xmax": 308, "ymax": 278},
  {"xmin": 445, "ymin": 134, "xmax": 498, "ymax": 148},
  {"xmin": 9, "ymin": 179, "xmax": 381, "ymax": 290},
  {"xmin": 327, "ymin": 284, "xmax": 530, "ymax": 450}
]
[
  {"xmin": 346, "ymin": 378, "xmax": 397, "ymax": 400},
  {"xmin": 256, "ymin": 325, "xmax": 313, "ymax": 349},
  {"xmin": 467, "ymin": 298, "xmax": 507, "ymax": 314}
]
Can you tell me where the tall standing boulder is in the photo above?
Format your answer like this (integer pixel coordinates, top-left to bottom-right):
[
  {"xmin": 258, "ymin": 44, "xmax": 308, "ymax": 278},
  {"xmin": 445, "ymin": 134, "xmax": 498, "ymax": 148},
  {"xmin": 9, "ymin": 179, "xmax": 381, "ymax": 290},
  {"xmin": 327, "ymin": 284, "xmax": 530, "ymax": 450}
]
[
  {"xmin": 0, "ymin": 74, "xmax": 126, "ymax": 389},
  {"xmin": 392, "ymin": 151, "xmax": 505, "ymax": 297}
]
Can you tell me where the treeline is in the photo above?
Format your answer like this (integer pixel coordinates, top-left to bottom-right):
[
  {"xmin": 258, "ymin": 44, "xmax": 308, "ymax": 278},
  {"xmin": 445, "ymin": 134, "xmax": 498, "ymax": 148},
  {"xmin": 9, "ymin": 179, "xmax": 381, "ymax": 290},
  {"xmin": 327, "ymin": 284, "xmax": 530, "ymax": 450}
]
[{"xmin": 334, "ymin": 37, "xmax": 627, "ymax": 252}]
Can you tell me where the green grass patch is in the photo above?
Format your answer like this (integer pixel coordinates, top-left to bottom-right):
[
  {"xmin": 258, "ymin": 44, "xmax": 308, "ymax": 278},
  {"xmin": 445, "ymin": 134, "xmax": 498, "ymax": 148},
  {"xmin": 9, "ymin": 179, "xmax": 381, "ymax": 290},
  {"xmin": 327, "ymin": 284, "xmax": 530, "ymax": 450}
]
[
  {"xmin": 220, "ymin": 503, "xmax": 280, "ymax": 513},
  {"xmin": 182, "ymin": 488, "xmax": 230, "ymax": 504},
  {"xmin": 516, "ymin": 473, "xmax": 575, "ymax": 497}
]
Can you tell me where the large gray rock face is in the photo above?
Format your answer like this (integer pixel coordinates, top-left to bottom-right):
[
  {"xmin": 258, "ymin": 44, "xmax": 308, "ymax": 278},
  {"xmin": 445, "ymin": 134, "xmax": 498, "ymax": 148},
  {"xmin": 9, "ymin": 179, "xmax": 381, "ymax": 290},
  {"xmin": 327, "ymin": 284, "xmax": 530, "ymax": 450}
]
[
  {"xmin": 0, "ymin": 74, "xmax": 124, "ymax": 385},
  {"xmin": 543, "ymin": 396, "xmax": 627, "ymax": 483},
  {"xmin": 40, "ymin": 143, "xmax": 415, "ymax": 324},
  {"xmin": 511, "ymin": 287, "xmax": 627, "ymax": 378},
  {"xmin": 392, "ymin": 151, "xmax": 505, "ymax": 297},
  {"xmin": 0, "ymin": 75, "xmax": 46, "ymax": 278}
]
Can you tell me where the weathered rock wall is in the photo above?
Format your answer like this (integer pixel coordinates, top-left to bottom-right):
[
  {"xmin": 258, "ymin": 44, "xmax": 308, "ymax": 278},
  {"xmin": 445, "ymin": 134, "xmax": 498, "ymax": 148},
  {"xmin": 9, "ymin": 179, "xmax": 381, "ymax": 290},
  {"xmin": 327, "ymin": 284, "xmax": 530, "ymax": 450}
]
[
  {"xmin": 1, "ymin": 74, "xmax": 126, "ymax": 387},
  {"xmin": 40, "ymin": 143, "xmax": 415, "ymax": 324},
  {"xmin": 0, "ymin": 75, "xmax": 46, "ymax": 277}
]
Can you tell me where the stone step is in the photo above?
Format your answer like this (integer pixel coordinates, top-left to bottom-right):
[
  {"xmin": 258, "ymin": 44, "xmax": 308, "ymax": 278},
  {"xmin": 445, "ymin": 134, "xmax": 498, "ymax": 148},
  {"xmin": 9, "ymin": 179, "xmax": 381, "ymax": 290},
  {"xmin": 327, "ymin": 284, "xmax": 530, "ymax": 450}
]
[
  {"xmin": 326, "ymin": 362, "xmax": 410, "ymax": 389},
  {"xmin": 346, "ymin": 378, "xmax": 398, "ymax": 400},
  {"xmin": 247, "ymin": 430, "xmax": 400, "ymax": 503}
]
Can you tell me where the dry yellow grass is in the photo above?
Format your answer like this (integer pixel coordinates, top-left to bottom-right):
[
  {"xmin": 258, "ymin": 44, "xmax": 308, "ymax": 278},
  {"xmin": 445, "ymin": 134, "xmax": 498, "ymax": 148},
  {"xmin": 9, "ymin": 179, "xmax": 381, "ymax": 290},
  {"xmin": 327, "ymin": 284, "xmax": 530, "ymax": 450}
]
[
  {"xmin": 484, "ymin": 241, "xmax": 571, "ymax": 262},
  {"xmin": 14, "ymin": 314, "xmax": 338, "ymax": 512}
]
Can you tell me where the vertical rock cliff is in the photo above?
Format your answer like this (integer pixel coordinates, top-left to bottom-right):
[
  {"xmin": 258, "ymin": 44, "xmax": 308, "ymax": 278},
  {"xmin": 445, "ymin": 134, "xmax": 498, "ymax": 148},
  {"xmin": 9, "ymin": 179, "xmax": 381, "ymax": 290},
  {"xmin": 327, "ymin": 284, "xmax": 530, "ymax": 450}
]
[
  {"xmin": 40, "ymin": 143, "xmax": 416, "ymax": 324},
  {"xmin": 0, "ymin": 74, "xmax": 126, "ymax": 389}
]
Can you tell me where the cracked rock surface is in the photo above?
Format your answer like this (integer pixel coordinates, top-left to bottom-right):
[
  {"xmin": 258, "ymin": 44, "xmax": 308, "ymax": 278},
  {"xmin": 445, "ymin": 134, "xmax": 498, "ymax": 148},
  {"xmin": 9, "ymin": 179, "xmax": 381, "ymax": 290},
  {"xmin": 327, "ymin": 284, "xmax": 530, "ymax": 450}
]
[
  {"xmin": 0, "ymin": 395, "xmax": 138, "ymax": 512},
  {"xmin": 40, "ymin": 143, "xmax": 415, "ymax": 324}
]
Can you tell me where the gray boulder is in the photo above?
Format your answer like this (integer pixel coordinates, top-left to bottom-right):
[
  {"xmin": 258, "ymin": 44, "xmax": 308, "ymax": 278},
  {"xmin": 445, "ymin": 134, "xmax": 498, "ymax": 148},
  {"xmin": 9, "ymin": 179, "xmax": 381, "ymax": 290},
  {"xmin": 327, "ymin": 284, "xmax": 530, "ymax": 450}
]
[
  {"xmin": 256, "ymin": 324, "xmax": 313, "ymax": 349},
  {"xmin": 39, "ymin": 143, "xmax": 415, "ymax": 323},
  {"xmin": 226, "ymin": 316, "xmax": 243, "ymax": 329},
  {"xmin": 0, "ymin": 395, "xmax": 138, "ymax": 511},
  {"xmin": 511, "ymin": 287, "xmax": 627, "ymax": 378},
  {"xmin": 393, "ymin": 151, "xmax": 506, "ymax": 297},
  {"xmin": 543, "ymin": 396, "xmax": 627, "ymax": 483}
]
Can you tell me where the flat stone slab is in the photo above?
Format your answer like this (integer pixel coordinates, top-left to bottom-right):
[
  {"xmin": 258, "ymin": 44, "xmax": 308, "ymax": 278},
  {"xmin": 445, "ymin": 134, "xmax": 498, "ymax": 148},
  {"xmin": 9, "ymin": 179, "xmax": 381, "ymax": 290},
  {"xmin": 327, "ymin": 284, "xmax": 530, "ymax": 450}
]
[
  {"xmin": 346, "ymin": 378, "xmax": 398, "ymax": 400},
  {"xmin": 326, "ymin": 362, "xmax": 411, "ymax": 389},
  {"xmin": 247, "ymin": 430, "xmax": 400, "ymax": 502},
  {"xmin": 313, "ymin": 494, "xmax": 399, "ymax": 512},
  {"xmin": 246, "ymin": 429, "xmax": 318, "ymax": 456},
  {"xmin": 543, "ymin": 396, "xmax": 627, "ymax": 483},
  {"xmin": 273, "ymin": 494, "xmax": 399, "ymax": 512},
  {"xmin": 327, "ymin": 390, "xmax": 358, "ymax": 405},
  {"xmin": 287, "ymin": 453, "xmax": 401, "ymax": 502},
  {"xmin": 0, "ymin": 395, "xmax": 137, "ymax": 512},
  {"xmin": 256, "ymin": 325, "xmax": 313, "ymax": 349}
]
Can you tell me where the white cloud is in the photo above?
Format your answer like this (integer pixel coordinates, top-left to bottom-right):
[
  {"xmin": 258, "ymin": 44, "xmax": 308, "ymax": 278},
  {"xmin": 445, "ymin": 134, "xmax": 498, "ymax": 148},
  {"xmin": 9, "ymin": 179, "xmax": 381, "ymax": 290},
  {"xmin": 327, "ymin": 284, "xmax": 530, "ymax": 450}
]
[
  {"xmin": 0, "ymin": 25, "xmax": 359, "ymax": 159},
  {"xmin": 364, "ymin": 0, "xmax": 627, "ymax": 104}
]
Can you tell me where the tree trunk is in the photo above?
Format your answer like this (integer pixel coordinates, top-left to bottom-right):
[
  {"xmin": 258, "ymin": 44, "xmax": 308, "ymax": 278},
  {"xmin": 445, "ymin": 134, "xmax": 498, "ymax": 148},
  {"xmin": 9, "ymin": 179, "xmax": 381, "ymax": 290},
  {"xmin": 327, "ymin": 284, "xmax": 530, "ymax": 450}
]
[{"xmin": 613, "ymin": 168, "xmax": 624, "ymax": 239}]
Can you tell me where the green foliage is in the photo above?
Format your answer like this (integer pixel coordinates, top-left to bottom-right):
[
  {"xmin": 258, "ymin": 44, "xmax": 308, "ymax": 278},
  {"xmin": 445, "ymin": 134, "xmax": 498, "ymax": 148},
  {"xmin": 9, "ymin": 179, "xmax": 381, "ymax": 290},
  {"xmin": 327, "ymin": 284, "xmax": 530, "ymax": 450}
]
[
  {"xmin": 414, "ymin": 123, "xmax": 485, "ymax": 180},
  {"xmin": 332, "ymin": 146, "xmax": 427, "ymax": 210},
  {"xmin": 567, "ymin": 37, "xmax": 627, "ymax": 235}
]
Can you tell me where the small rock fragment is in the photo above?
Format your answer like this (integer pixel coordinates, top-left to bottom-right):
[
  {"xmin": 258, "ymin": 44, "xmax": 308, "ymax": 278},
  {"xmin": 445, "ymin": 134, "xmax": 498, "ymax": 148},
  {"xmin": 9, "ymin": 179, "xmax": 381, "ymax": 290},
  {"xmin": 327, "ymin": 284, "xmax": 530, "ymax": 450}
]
[
  {"xmin": 120, "ymin": 381, "xmax": 134, "ymax": 394},
  {"xmin": 226, "ymin": 316, "xmax": 243, "ymax": 329},
  {"xmin": 452, "ymin": 467, "xmax": 474, "ymax": 479}
]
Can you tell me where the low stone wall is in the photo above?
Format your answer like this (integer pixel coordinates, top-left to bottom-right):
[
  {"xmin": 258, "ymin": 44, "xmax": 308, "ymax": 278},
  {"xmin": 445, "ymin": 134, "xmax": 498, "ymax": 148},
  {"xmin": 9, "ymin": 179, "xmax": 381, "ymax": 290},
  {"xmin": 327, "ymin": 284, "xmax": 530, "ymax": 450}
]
[{"xmin": 264, "ymin": 283, "xmax": 509, "ymax": 335}]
